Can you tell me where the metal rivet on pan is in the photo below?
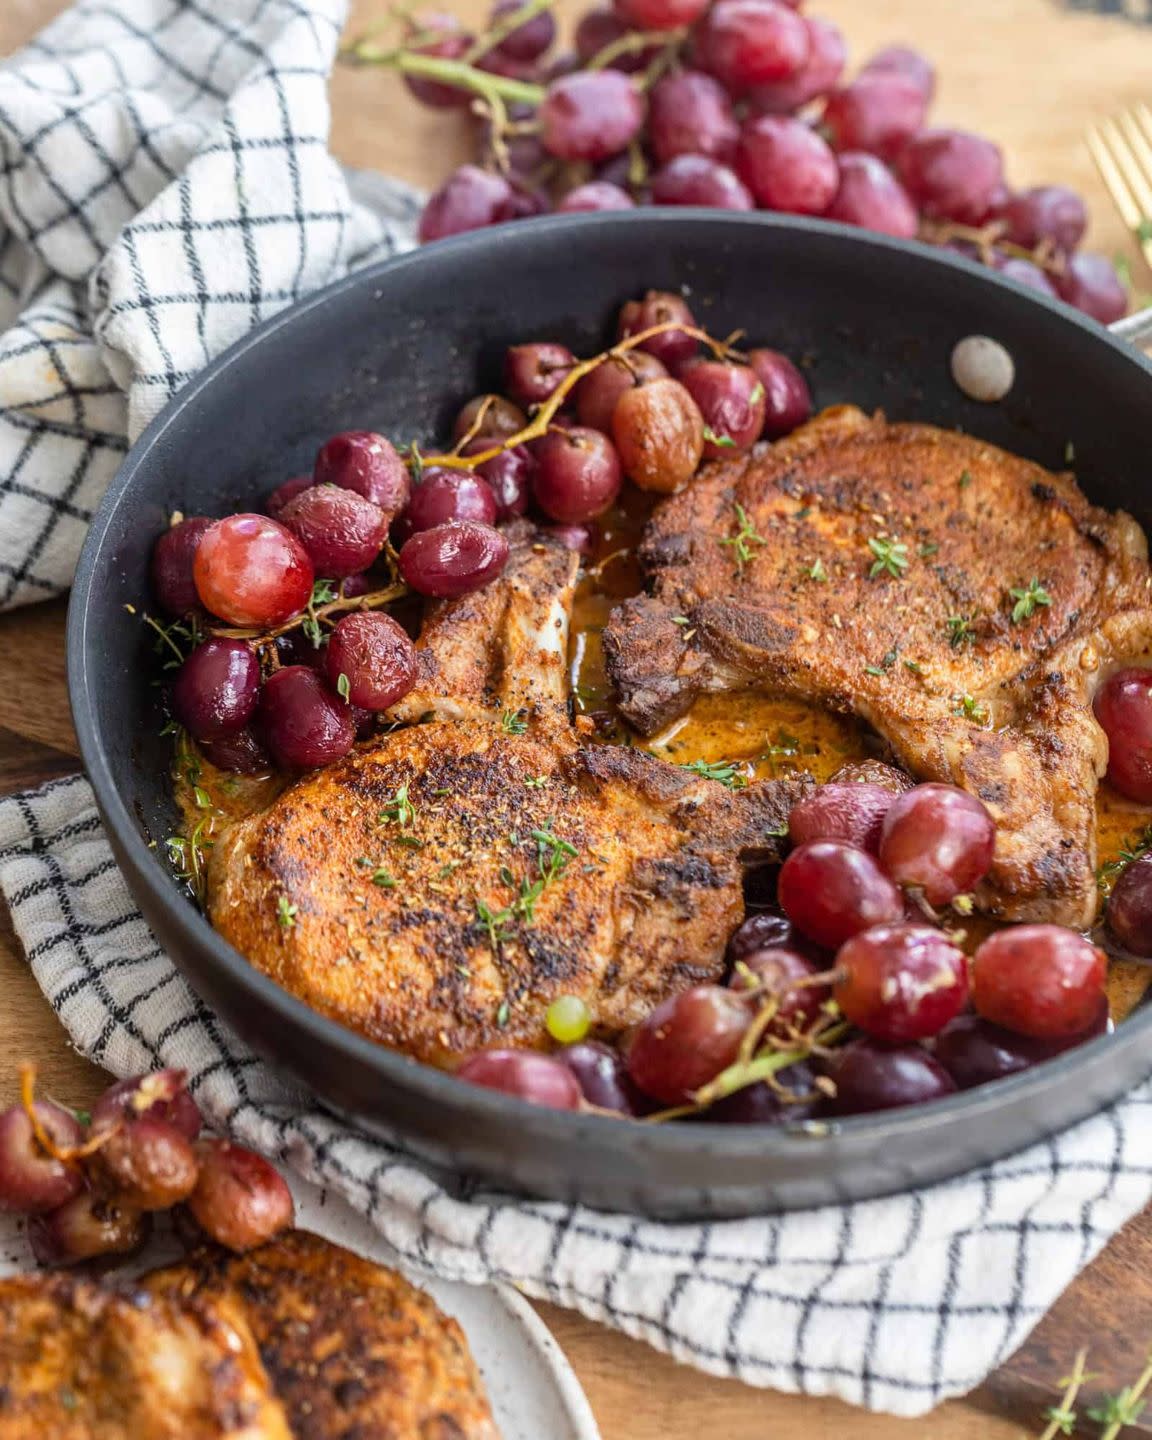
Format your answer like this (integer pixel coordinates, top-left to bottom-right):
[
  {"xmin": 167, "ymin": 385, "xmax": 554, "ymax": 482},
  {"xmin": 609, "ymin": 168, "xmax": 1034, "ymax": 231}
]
[{"xmin": 950, "ymin": 335, "xmax": 1016, "ymax": 402}]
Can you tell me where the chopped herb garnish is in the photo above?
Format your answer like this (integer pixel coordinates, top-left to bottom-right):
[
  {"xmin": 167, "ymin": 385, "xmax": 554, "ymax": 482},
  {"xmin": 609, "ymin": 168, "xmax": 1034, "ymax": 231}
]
[
  {"xmin": 954, "ymin": 693, "xmax": 989, "ymax": 724},
  {"xmin": 302, "ymin": 579, "xmax": 337, "ymax": 647},
  {"xmin": 678, "ymin": 758, "xmax": 748, "ymax": 789},
  {"xmin": 336, "ymin": 672, "xmax": 351, "ymax": 701},
  {"xmin": 958, "ymin": 469, "xmax": 973, "ymax": 489},
  {"xmin": 807, "ymin": 557, "xmax": 828, "ymax": 582},
  {"xmin": 904, "ymin": 659, "xmax": 925, "ymax": 675},
  {"xmin": 394, "ymin": 834, "xmax": 424, "ymax": 848},
  {"xmin": 371, "ymin": 868, "xmax": 396, "ymax": 888},
  {"xmin": 355, "ymin": 856, "xmax": 373, "ymax": 868},
  {"xmin": 919, "ymin": 540, "xmax": 940, "ymax": 558},
  {"xmin": 795, "ymin": 505, "xmax": 812, "ymax": 520},
  {"xmin": 1009, "ymin": 577, "xmax": 1052, "ymax": 624},
  {"xmin": 501, "ymin": 708, "xmax": 528, "ymax": 734},
  {"xmin": 703, "ymin": 425, "xmax": 737, "ymax": 449},
  {"xmin": 864, "ymin": 665, "xmax": 886, "ymax": 678},
  {"xmin": 671, "ymin": 615, "xmax": 691, "ymax": 626},
  {"xmin": 867, "ymin": 535, "xmax": 910, "ymax": 579},
  {"xmin": 720, "ymin": 502, "xmax": 765, "ymax": 573},
  {"xmin": 276, "ymin": 896, "xmax": 298, "ymax": 929},
  {"xmin": 524, "ymin": 775, "xmax": 549, "ymax": 789},
  {"xmin": 496, "ymin": 998, "xmax": 511, "ymax": 1028},
  {"xmin": 947, "ymin": 614, "xmax": 975, "ymax": 649},
  {"xmin": 379, "ymin": 782, "xmax": 417, "ymax": 828}
]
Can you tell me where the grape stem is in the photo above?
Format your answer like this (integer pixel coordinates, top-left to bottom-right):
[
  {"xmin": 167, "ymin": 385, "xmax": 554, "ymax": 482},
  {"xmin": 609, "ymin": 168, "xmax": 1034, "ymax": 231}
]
[
  {"xmin": 918, "ymin": 218, "xmax": 1065, "ymax": 276},
  {"xmin": 585, "ymin": 25, "xmax": 686, "ymax": 73},
  {"xmin": 345, "ymin": 41, "xmax": 546, "ymax": 106},
  {"xmin": 18, "ymin": 1062, "xmax": 114, "ymax": 1164},
  {"xmin": 207, "ymin": 581, "xmax": 408, "ymax": 646}
]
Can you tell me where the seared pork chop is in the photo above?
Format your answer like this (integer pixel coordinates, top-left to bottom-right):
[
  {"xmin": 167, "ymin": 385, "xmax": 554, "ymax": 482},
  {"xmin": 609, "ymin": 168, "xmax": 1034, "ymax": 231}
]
[
  {"xmin": 210, "ymin": 529, "xmax": 803, "ymax": 1060},
  {"xmin": 146, "ymin": 1231, "xmax": 498, "ymax": 1440},
  {"xmin": 604, "ymin": 408, "xmax": 1152, "ymax": 928}
]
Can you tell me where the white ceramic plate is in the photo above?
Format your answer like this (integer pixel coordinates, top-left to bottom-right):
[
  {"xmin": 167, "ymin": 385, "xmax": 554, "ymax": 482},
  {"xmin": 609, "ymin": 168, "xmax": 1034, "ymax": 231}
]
[{"xmin": 0, "ymin": 1179, "xmax": 601, "ymax": 1440}]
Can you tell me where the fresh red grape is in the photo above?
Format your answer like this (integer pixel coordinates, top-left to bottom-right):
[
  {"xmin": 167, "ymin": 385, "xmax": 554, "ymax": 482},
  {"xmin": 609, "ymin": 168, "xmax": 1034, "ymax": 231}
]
[
  {"xmin": 462, "ymin": 440, "xmax": 536, "ymax": 519},
  {"xmin": 696, "ymin": 0, "xmax": 810, "ymax": 92},
  {"xmin": 171, "ymin": 638, "xmax": 260, "ymax": 742},
  {"xmin": 265, "ymin": 476, "xmax": 312, "ymax": 521},
  {"xmin": 705, "ymin": 1062, "xmax": 818, "ymax": 1124},
  {"xmin": 90, "ymin": 1117, "xmax": 199, "ymax": 1210},
  {"xmin": 0, "ymin": 1102, "xmax": 83, "ymax": 1214},
  {"xmin": 728, "ymin": 911, "xmax": 794, "ymax": 959},
  {"xmin": 1056, "ymin": 251, "xmax": 1128, "ymax": 325},
  {"xmin": 878, "ymin": 783, "xmax": 996, "ymax": 905},
  {"xmin": 280, "ymin": 485, "xmax": 389, "ymax": 579},
  {"xmin": 398, "ymin": 520, "xmax": 510, "ymax": 598},
  {"xmin": 91, "ymin": 1070, "xmax": 202, "ymax": 1140},
  {"xmin": 397, "ymin": 467, "xmax": 497, "ymax": 541},
  {"xmin": 746, "ymin": 348, "xmax": 812, "ymax": 437},
  {"xmin": 626, "ymin": 985, "xmax": 749, "ymax": 1103},
  {"xmin": 972, "ymin": 925, "xmax": 1107, "ymax": 1038},
  {"xmin": 861, "ymin": 44, "xmax": 936, "ymax": 101},
  {"xmin": 934, "ymin": 1003, "xmax": 1108, "ymax": 1091},
  {"xmin": 614, "ymin": 0, "xmax": 710, "ymax": 29},
  {"xmin": 457, "ymin": 1050, "xmax": 582, "ymax": 1108},
  {"xmin": 200, "ymin": 727, "xmax": 272, "ymax": 774},
  {"xmin": 193, "ymin": 514, "xmax": 313, "ymax": 628},
  {"xmin": 998, "ymin": 185, "xmax": 1087, "ymax": 254},
  {"xmin": 419, "ymin": 165, "xmax": 514, "ymax": 243},
  {"xmin": 897, "ymin": 129, "xmax": 1005, "ymax": 225},
  {"xmin": 788, "ymin": 782, "xmax": 896, "ymax": 855},
  {"xmin": 822, "ymin": 73, "xmax": 927, "ymax": 162},
  {"xmin": 736, "ymin": 115, "xmax": 839, "ymax": 214},
  {"xmin": 835, "ymin": 924, "xmax": 969, "ymax": 1042},
  {"xmin": 651, "ymin": 155, "xmax": 754, "ymax": 210},
  {"xmin": 539, "ymin": 71, "xmax": 645, "ymax": 163},
  {"xmin": 746, "ymin": 16, "xmax": 845, "ymax": 114},
  {"xmin": 777, "ymin": 841, "xmax": 904, "ymax": 949},
  {"xmin": 151, "ymin": 517, "xmax": 213, "ymax": 616},
  {"xmin": 648, "ymin": 70, "xmax": 738, "ymax": 165},
  {"xmin": 403, "ymin": 12, "xmax": 474, "ymax": 108},
  {"xmin": 314, "ymin": 430, "xmax": 410, "ymax": 515},
  {"xmin": 558, "ymin": 1041, "xmax": 644, "ymax": 1114},
  {"xmin": 824, "ymin": 1041, "xmax": 956, "ymax": 1115},
  {"xmin": 826, "ymin": 152, "xmax": 919, "ymax": 241},
  {"xmin": 612, "ymin": 377, "xmax": 705, "ymax": 493},
  {"xmin": 258, "ymin": 665, "xmax": 356, "ymax": 769},
  {"xmin": 532, "ymin": 426, "xmax": 622, "ymax": 522},
  {"xmin": 504, "ymin": 340, "xmax": 576, "ymax": 406},
  {"xmin": 557, "ymin": 181, "xmax": 635, "ymax": 212},
  {"xmin": 1095, "ymin": 668, "xmax": 1152, "ymax": 801},
  {"xmin": 29, "ymin": 1193, "xmax": 149, "ymax": 1266},
  {"xmin": 495, "ymin": 180, "xmax": 550, "ymax": 222},
  {"xmin": 486, "ymin": 0, "xmax": 556, "ymax": 61},
  {"xmin": 453, "ymin": 393, "xmax": 526, "ymax": 442},
  {"xmin": 1108, "ymin": 853, "xmax": 1152, "ymax": 957},
  {"xmin": 575, "ymin": 351, "xmax": 667, "ymax": 433},
  {"xmin": 998, "ymin": 256, "xmax": 1058, "ymax": 298},
  {"xmin": 728, "ymin": 947, "xmax": 829, "ymax": 1031},
  {"xmin": 681, "ymin": 361, "xmax": 766, "ymax": 456},
  {"xmin": 618, "ymin": 290, "xmax": 698, "ymax": 369},
  {"xmin": 573, "ymin": 8, "xmax": 656, "ymax": 71},
  {"xmin": 324, "ymin": 612, "xmax": 417, "ymax": 711},
  {"xmin": 188, "ymin": 1140, "xmax": 295, "ymax": 1251}
]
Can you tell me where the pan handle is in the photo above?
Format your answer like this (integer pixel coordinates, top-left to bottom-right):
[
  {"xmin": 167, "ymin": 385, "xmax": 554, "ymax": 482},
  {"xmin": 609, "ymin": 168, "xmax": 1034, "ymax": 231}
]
[{"xmin": 1110, "ymin": 304, "xmax": 1152, "ymax": 348}]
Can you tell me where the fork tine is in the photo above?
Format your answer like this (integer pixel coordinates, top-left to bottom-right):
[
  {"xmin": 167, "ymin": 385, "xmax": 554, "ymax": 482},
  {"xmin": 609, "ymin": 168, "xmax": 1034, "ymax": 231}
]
[
  {"xmin": 1088, "ymin": 112, "xmax": 1152, "ymax": 273},
  {"xmin": 1116, "ymin": 111, "xmax": 1152, "ymax": 213},
  {"xmin": 1088, "ymin": 120, "xmax": 1144, "ymax": 230}
]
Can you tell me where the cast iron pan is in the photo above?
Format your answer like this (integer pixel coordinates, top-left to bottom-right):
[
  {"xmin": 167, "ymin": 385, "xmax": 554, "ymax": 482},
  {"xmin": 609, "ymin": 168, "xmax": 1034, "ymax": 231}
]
[{"xmin": 67, "ymin": 211, "xmax": 1152, "ymax": 1219}]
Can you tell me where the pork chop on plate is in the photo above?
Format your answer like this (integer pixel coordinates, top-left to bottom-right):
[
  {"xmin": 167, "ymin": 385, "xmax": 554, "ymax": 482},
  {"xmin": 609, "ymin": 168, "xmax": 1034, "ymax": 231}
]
[{"xmin": 604, "ymin": 407, "xmax": 1152, "ymax": 928}]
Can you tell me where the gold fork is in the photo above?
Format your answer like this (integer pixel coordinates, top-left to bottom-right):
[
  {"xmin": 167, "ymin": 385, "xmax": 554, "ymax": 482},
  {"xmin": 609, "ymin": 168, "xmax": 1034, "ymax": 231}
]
[{"xmin": 1087, "ymin": 103, "xmax": 1152, "ymax": 344}]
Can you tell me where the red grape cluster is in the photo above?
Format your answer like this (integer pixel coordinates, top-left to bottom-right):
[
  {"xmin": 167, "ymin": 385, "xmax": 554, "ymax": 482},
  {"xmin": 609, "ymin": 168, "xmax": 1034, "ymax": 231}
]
[
  {"xmin": 0, "ymin": 1070, "xmax": 293, "ymax": 1267},
  {"xmin": 357, "ymin": 0, "xmax": 1130, "ymax": 324},
  {"xmin": 457, "ymin": 775, "xmax": 1113, "ymax": 1120}
]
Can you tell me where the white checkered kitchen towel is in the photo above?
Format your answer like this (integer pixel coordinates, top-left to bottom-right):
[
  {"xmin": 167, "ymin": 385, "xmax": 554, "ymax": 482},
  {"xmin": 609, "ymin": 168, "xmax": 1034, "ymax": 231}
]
[{"xmin": 3, "ymin": 0, "xmax": 1152, "ymax": 1421}]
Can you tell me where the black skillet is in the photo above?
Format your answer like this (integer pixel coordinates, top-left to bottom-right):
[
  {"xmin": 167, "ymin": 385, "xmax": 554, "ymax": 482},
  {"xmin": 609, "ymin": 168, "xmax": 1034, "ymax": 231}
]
[{"xmin": 67, "ymin": 211, "xmax": 1152, "ymax": 1219}]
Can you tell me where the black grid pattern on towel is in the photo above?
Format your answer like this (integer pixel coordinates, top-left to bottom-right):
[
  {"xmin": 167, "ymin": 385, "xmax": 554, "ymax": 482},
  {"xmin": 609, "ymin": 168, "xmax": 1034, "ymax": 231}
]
[
  {"xmin": 2, "ymin": 773, "xmax": 1151, "ymax": 1420},
  {"xmin": 0, "ymin": 0, "xmax": 423, "ymax": 612}
]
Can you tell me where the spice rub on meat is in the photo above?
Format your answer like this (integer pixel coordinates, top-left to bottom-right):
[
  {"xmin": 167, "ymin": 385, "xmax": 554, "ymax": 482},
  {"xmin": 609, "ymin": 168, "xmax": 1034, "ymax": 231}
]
[
  {"xmin": 209, "ymin": 528, "xmax": 804, "ymax": 1061},
  {"xmin": 604, "ymin": 407, "xmax": 1152, "ymax": 928}
]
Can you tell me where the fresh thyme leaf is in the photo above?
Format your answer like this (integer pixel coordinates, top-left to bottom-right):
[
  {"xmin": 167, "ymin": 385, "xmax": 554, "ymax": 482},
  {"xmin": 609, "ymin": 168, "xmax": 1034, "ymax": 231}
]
[
  {"xmin": 720, "ymin": 502, "xmax": 765, "ymax": 573},
  {"xmin": 1042, "ymin": 1406, "xmax": 1078, "ymax": 1436},
  {"xmin": 919, "ymin": 540, "xmax": 940, "ymax": 558},
  {"xmin": 1087, "ymin": 1390, "xmax": 1147, "ymax": 1427},
  {"xmin": 379, "ymin": 782, "xmax": 417, "ymax": 828},
  {"xmin": 276, "ymin": 896, "xmax": 298, "ymax": 929},
  {"xmin": 947, "ymin": 614, "xmax": 975, "ymax": 649},
  {"xmin": 954, "ymin": 693, "xmax": 989, "ymax": 724},
  {"xmin": 1097, "ymin": 822, "xmax": 1152, "ymax": 893},
  {"xmin": 524, "ymin": 775, "xmax": 549, "ymax": 789},
  {"xmin": 71, "ymin": 1108, "xmax": 91, "ymax": 1127},
  {"xmin": 1009, "ymin": 577, "xmax": 1052, "ymax": 624},
  {"xmin": 336, "ymin": 672, "xmax": 351, "ymax": 701},
  {"xmin": 795, "ymin": 505, "xmax": 812, "ymax": 520},
  {"xmin": 371, "ymin": 868, "xmax": 396, "ymax": 888},
  {"xmin": 500, "ymin": 708, "xmax": 528, "ymax": 734},
  {"xmin": 864, "ymin": 665, "xmax": 885, "ymax": 677},
  {"xmin": 703, "ymin": 425, "xmax": 737, "ymax": 449},
  {"xmin": 807, "ymin": 557, "xmax": 828, "ymax": 582},
  {"xmin": 867, "ymin": 535, "xmax": 910, "ymax": 579},
  {"xmin": 749, "ymin": 380, "xmax": 765, "ymax": 406},
  {"xmin": 300, "ymin": 579, "xmax": 337, "ymax": 648},
  {"xmin": 499, "ymin": 865, "xmax": 516, "ymax": 887},
  {"xmin": 193, "ymin": 785, "xmax": 212, "ymax": 810},
  {"xmin": 671, "ymin": 615, "xmax": 691, "ymax": 626},
  {"xmin": 394, "ymin": 834, "xmax": 424, "ymax": 849},
  {"xmin": 958, "ymin": 469, "xmax": 973, "ymax": 489},
  {"xmin": 678, "ymin": 758, "xmax": 748, "ymax": 789},
  {"xmin": 904, "ymin": 659, "xmax": 925, "ymax": 675},
  {"xmin": 496, "ymin": 999, "xmax": 511, "ymax": 1028}
]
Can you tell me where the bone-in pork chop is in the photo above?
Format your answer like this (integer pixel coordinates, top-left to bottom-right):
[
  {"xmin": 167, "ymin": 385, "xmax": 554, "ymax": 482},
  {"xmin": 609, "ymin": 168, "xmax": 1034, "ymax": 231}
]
[
  {"xmin": 209, "ymin": 529, "xmax": 804, "ymax": 1060},
  {"xmin": 604, "ymin": 407, "xmax": 1152, "ymax": 928}
]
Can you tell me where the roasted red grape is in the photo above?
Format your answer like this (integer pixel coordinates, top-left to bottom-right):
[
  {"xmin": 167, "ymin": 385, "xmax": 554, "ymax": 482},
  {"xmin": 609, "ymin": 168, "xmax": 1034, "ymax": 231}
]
[
  {"xmin": 397, "ymin": 467, "xmax": 498, "ymax": 540},
  {"xmin": 788, "ymin": 782, "xmax": 896, "ymax": 855},
  {"xmin": 728, "ymin": 947, "xmax": 829, "ymax": 1031},
  {"xmin": 91, "ymin": 1070, "xmax": 202, "ymax": 1140},
  {"xmin": 403, "ymin": 12, "xmax": 474, "ymax": 108},
  {"xmin": 457, "ymin": 1050, "xmax": 582, "ymax": 1108},
  {"xmin": 615, "ymin": 0, "xmax": 710, "ymax": 30},
  {"xmin": 618, "ymin": 290, "xmax": 698, "ymax": 370},
  {"xmin": 188, "ymin": 1140, "xmax": 295, "ymax": 1251},
  {"xmin": 557, "ymin": 181, "xmax": 635, "ymax": 212},
  {"xmin": 998, "ymin": 185, "xmax": 1087, "ymax": 255},
  {"xmin": 627, "ymin": 985, "xmax": 749, "ymax": 1104},
  {"xmin": 532, "ymin": 426, "xmax": 622, "ymax": 521},
  {"xmin": 1056, "ymin": 251, "xmax": 1129, "ymax": 325},
  {"xmin": 736, "ymin": 115, "xmax": 839, "ymax": 214},
  {"xmin": 398, "ymin": 519, "xmax": 510, "ymax": 597},
  {"xmin": 1095, "ymin": 668, "xmax": 1152, "ymax": 802},
  {"xmin": 727, "ymin": 911, "xmax": 795, "ymax": 959},
  {"xmin": 453, "ymin": 393, "xmax": 527, "ymax": 442},
  {"xmin": 539, "ymin": 71, "xmax": 645, "ymax": 163},
  {"xmin": 151, "ymin": 517, "xmax": 213, "ymax": 616},
  {"xmin": 826, "ymin": 151, "xmax": 919, "ymax": 239},
  {"xmin": 171, "ymin": 638, "xmax": 260, "ymax": 742},
  {"xmin": 934, "ymin": 1004, "xmax": 1108, "ymax": 1091},
  {"xmin": 200, "ymin": 728, "xmax": 272, "ymax": 774},
  {"xmin": 575, "ymin": 351, "xmax": 668, "ymax": 433},
  {"xmin": 280, "ymin": 484, "xmax": 389, "ymax": 579},
  {"xmin": 265, "ymin": 476, "xmax": 312, "ymax": 520},
  {"xmin": 486, "ymin": 0, "xmax": 556, "ymax": 61},
  {"xmin": 696, "ymin": 0, "xmax": 810, "ymax": 92},
  {"xmin": 878, "ymin": 783, "xmax": 996, "ymax": 905},
  {"xmin": 651, "ymin": 155, "xmax": 754, "ymax": 210},
  {"xmin": 504, "ymin": 340, "xmax": 577, "ymax": 406},
  {"xmin": 419, "ymin": 165, "xmax": 514, "ymax": 242},
  {"xmin": 90, "ymin": 1117, "xmax": 199, "ymax": 1211},
  {"xmin": 0, "ymin": 1102, "xmax": 83, "ymax": 1214},
  {"xmin": 972, "ymin": 925, "xmax": 1107, "ymax": 1039},
  {"xmin": 824, "ymin": 1040, "xmax": 956, "ymax": 1115},
  {"xmin": 465, "ymin": 441, "xmax": 536, "ymax": 519},
  {"xmin": 258, "ymin": 665, "xmax": 356, "ymax": 769},
  {"xmin": 1107, "ymin": 853, "xmax": 1152, "ymax": 958},
  {"xmin": 325, "ymin": 611, "xmax": 417, "ymax": 711},
  {"xmin": 648, "ymin": 70, "xmax": 738, "ymax": 165},
  {"xmin": 314, "ymin": 430, "xmax": 410, "ymax": 515},
  {"xmin": 861, "ymin": 44, "xmax": 935, "ymax": 101},
  {"xmin": 746, "ymin": 348, "xmax": 812, "ymax": 437},
  {"xmin": 29, "ymin": 1193, "xmax": 149, "ymax": 1266},
  {"xmin": 558, "ymin": 1041, "xmax": 643, "ymax": 1114},
  {"xmin": 835, "ymin": 924, "xmax": 969, "ymax": 1042},
  {"xmin": 612, "ymin": 377, "xmax": 704, "ymax": 493},
  {"xmin": 682, "ymin": 361, "xmax": 766, "ymax": 456},
  {"xmin": 822, "ymin": 73, "xmax": 926, "ymax": 162},
  {"xmin": 193, "ymin": 514, "xmax": 313, "ymax": 628},
  {"xmin": 747, "ymin": 16, "xmax": 845, "ymax": 114},
  {"xmin": 777, "ymin": 840, "xmax": 904, "ymax": 949},
  {"xmin": 897, "ymin": 129, "xmax": 1005, "ymax": 225}
]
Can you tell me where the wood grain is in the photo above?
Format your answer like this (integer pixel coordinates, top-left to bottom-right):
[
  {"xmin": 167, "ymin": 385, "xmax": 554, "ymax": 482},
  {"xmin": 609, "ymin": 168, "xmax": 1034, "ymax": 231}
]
[{"xmin": 3, "ymin": 2, "xmax": 1152, "ymax": 1437}]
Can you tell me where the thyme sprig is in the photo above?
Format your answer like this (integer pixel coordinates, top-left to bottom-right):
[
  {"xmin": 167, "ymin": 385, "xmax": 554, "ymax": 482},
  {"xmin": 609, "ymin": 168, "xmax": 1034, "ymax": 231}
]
[
  {"xmin": 1010, "ymin": 577, "xmax": 1053, "ymax": 624},
  {"xmin": 1097, "ymin": 822, "xmax": 1152, "ymax": 895},
  {"xmin": 678, "ymin": 757, "xmax": 749, "ymax": 789},
  {"xmin": 867, "ymin": 535, "xmax": 910, "ymax": 579},
  {"xmin": 720, "ymin": 502, "xmax": 765, "ymax": 573}
]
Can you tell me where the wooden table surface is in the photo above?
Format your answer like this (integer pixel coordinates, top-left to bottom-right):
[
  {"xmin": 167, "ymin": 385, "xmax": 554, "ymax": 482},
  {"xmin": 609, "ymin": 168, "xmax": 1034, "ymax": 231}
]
[{"xmin": 3, "ymin": 1, "xmax": 1152, "ymax": 1436}]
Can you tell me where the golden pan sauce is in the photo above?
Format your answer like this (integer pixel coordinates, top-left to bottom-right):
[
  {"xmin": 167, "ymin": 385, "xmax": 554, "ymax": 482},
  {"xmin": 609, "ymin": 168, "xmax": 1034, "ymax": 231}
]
[{"xmin": 178, "ymin": 493, "xmax": 1152, "ymax": 1023}]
